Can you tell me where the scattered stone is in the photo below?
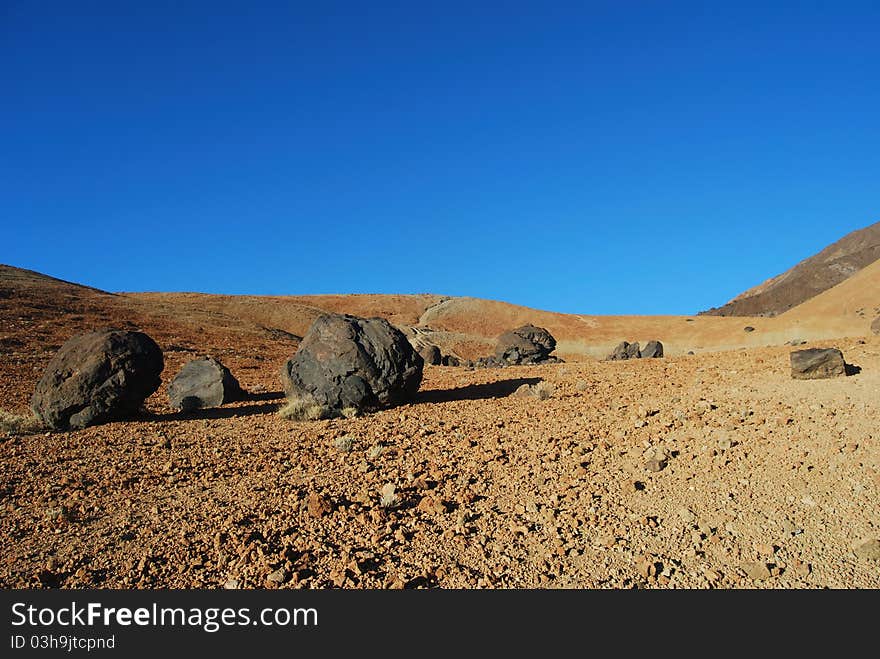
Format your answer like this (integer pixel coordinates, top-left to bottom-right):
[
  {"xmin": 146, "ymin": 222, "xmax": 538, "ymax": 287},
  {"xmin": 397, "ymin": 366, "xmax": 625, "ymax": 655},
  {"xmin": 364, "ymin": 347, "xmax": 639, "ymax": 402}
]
[
  {"xmin": 266, "ymin": 567, "xmax": 288, "ymax": 584},
  {"xmin": 755, "ymin": 543, "xmax": 776, "ymax": 557},
  {"xmin": 608, "ymin": 341, "xmax": 641, "ymax": 360},
  {"xmin": 474, "ymin": 356, "xmax": 505, "ymax": 369},
  {"xmin": 646, "ymin": 457, "xmax": 667, "ymax": 472},
  {"xmin": 741, "ymin": 561, "xmax": 771, "ymax": 581},
  {"xmin": 644, "ymin": 446, "xmax": 668, "ymax": 472},
  {"xmin": 678, "ymin": 508, "xmax": 696, "ymax": 525},
  {"xmin": 223, "ymin": 578, "xmax": 241, "ymax": 589},
  {"xmin": 307, "ymin": 492, "xmax": 333, "ymax": 518},
  {"xmin": 790, "ymin": 348, "xmax": 846, "ymax": 380},
  {"xmin": 417, "ymin": 495, "xmax": 446, "ymax": 515},
  {"xmin": 494, "ymin": 325, "xmax": 558, "ymax": 365},
  {"xmin": 281, "ymin": 314, "xmax": 423, "ymax": 415},
  {"xmin": 31, "ymin": 329, "xmax": 164, "ymax": 430},
  {"xmin": 744, "ymin": 326, "xmax": 755, "ymax": 333},
  {"xmin": 872, "ymin": 316, "xmax": 880, "ymax": 335},
  {"xmin": 853, "ymin": 539, "xmax": 880, "ymax": 560},
  {"xmin": 416, "ymin": 343, "xmax": 441, "ymax": 366},
  {"xmin": 168, "ymin": 357, "xmax": 243, "ymax": 410}
]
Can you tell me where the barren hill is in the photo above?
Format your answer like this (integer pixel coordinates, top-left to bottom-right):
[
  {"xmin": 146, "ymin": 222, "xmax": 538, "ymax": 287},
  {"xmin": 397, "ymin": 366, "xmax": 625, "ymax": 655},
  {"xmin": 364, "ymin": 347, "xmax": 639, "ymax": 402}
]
[
  {"xmin": 3, "ymin": 260, "xmax": 877, "ymax": 406},
  {"xmin": 701, "ymin": 220, "xmax": 880, "ymax": 317}
]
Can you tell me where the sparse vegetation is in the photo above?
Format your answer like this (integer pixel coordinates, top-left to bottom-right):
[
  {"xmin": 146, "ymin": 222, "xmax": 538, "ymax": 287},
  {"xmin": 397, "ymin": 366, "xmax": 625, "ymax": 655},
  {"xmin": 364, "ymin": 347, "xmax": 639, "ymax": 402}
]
[
  {"xmin": 341, "ymin": 406, "xmax": 359, "ymax": 419},
  {"xmin": 366, "ymin": 443, "xmax": 386, "ymax": 460},
  {"xmin": 512, "ymin": 381, "xmax": 556, "ymax": 400},
  {"xmin": 379, "ymin": 482, "xmax": 399, "ymax": 508},
  {"xmin": 533, "ymin": 381, "xmax": 556, "ymax": 400},
  {"xmin": 277, "ymin": 396, "xmax": 331, "ymax": 422},
  {"xmin": 333, "ymin": 435, "xmax": 355, "ymax": 452},
  {"xmin": 0, "ymin": 410, "xmax": 44, "ymax": 436}
]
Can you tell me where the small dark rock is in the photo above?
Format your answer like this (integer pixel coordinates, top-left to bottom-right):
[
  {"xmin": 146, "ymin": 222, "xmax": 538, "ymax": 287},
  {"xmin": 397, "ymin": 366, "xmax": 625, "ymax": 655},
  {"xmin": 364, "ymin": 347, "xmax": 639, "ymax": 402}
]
[
  {"xmin": 790, "ymin": 348, "xmax": 846, "ymax": 380},
  {"xmin": 168, "ymin": 357, "xmax": 244, "ymax": 410},
  {"xmin": 744, "ymin": 326, "xmax": 755, "ymax": 333},
  {"xmin": 608, "ymin": 341, "xmax": 641, "ymax": 360}
]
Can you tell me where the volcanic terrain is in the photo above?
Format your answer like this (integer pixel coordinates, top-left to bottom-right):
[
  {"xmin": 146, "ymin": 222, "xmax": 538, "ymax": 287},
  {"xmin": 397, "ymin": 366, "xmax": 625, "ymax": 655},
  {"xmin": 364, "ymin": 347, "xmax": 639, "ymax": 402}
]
[{"xmin": 1, "ymin": 252, "xmax": 878, "ymax": 589}]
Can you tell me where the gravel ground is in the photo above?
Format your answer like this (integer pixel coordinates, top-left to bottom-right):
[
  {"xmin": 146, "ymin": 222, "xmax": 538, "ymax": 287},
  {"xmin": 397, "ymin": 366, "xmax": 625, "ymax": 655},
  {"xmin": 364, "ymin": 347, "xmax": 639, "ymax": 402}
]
[{"xmin": 2, "ymin": 338, "xmax": 878, "ymax": 589}]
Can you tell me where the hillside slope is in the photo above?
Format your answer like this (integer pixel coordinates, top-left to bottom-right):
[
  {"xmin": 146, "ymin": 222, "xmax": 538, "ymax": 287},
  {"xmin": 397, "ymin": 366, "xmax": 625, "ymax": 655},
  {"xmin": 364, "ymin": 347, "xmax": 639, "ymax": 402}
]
[{"xmin": 701, "ymin": 220, "xmax": 880, "ymax": 317}]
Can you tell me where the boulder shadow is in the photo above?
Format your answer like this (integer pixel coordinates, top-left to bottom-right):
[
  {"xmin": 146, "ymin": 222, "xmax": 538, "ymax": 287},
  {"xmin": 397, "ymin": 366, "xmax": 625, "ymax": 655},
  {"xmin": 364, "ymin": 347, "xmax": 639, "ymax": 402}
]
[
  {"xmin": 242, "ymin": 390, "xmax": 285, "ymax": 402},
  {"xmin": 845, "ymin": 362, "xmax": 862, "ymax": 376},
  {"xmin": 416, "ymin": 377, "xmax": 542, "ymax": 404},
  {"xmin": 146, "ymin": 401, "xmax": 280, "ymax": 422}
]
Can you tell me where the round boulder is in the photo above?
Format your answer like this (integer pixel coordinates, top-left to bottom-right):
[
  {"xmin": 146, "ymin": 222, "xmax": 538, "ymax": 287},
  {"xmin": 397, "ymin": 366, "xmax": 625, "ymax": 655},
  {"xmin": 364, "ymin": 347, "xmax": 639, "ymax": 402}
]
[
  {"xmin": 168, "ymin": 357, "xmax": 244, "ymax": 411},
  {"xmin": 31, "ymin": 329, "xmax": 164, "ymax": 430},
  {"xmin": 641, "ymin": 340, "xmax": 664, "ymax": 358},
  {"xmin": 281, "ymin": 314, "xmax": 423, "ymax": 414},
  {"xmin": 495, "ymin": 324, "xmax": 557, "ymax": 364}
]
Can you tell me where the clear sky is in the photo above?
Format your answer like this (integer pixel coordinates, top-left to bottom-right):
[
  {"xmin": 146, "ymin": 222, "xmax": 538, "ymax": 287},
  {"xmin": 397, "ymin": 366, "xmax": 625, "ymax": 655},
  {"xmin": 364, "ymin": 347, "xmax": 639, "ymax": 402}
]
[{"xmin": 3, "ymin": 1, "xmax": 878, "ymax": 315}]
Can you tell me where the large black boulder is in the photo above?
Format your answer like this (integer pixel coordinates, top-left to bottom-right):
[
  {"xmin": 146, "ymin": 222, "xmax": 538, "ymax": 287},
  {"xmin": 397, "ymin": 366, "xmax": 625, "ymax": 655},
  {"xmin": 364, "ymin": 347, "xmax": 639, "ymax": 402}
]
[
  {"xmin": 495, "ymin": 325, "xmax": 557, "ymax": 364},
  {"xmin": 281, "ymin": 314, "xmax": 423, "ymax": 414},
  {"xmin": 168, "ymin": 357, "xmax": 244, "ymax": 411},
  {"xmin": 31, "ymin": 329, "xmax": 164, "ymax": 430}
]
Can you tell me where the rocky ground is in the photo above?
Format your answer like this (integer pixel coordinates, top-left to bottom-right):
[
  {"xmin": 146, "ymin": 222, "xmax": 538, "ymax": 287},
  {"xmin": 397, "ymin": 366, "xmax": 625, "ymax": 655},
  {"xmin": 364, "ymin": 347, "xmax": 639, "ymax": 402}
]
[{"xmin": 2, "ymin": 337, "xmax": 878, "ymax": 589}]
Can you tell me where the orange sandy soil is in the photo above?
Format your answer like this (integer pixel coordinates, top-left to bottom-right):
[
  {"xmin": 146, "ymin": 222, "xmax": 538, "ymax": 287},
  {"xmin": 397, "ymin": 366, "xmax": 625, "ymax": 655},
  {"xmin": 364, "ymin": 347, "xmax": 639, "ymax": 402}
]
[{"xmin": 1, "ymin": 265, "xmax": 878, "ymax": 588}]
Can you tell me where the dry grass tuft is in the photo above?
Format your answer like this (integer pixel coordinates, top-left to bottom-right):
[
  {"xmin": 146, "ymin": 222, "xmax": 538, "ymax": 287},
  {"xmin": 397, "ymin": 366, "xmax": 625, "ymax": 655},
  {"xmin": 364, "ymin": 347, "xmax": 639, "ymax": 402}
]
[
  {"xmin": 512, "ymin": 381, "xmax": 556, "ymax": 400},
  {"xmin": 277, "ymin": 396, "xmax": 332, "ymax": 422},
  {"xmin": 0, "ymin": 410, "xmax": 45, "ymax": 436}
]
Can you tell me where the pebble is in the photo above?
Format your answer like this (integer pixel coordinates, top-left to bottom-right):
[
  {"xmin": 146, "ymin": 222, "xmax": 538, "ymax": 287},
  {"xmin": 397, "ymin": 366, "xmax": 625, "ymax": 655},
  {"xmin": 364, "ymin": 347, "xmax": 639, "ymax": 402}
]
[
  {"xmin": 307, "ymin": 492, "xmax": 333, "ymax": 518},
  {"xmin": 266, "ymin": 567, "xmax": 288, "ymax": 584},
  {"xmin": 853, "ymin": 539, "xmax": 880, "ymax": 560},
  {"xmin": 741, "ymin": 561, "xmax": 771, "ymax": 581}
]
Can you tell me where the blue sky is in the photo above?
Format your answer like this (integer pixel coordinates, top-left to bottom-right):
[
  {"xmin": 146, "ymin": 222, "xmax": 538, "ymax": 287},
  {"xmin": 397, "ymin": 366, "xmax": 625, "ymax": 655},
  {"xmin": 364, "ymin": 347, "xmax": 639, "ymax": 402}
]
[{"xmin": 3, "ymin": 1, "xmax": 878, "ymax": 314}]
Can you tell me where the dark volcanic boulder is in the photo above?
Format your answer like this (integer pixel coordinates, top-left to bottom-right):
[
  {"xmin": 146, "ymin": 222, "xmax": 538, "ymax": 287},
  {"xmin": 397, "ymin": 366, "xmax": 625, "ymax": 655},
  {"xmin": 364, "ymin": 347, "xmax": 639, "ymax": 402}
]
[
  {"xmin": 790, "ymin": 348, "xmax": 846, "ymax": 380},
  {"xmin": 281, "ymin": 314, "xmax": 423, "ymax": 414},
  {"xmin": 872, "ymin": 316, "xmax": 880, "ymax": 335},
  {"xmin": 608, "ymin": 341, "xmax": 641, "ymax": 360},
  {"xmin": 31, "ymin": 329, "xmax": 164, "ymax": 430},
  {"xmin": 416, "ymin": 343, "xmax": 441, "ymax": 366},
  {"xmin": 168, "ymin": 357, "xmax": 244, "ymax": 411},
  {"xmin": 641, "ymin": 340, "xmax": 664, "ymax": 358},
  {"xmin": 495, "ymin": 325, "xmax": 557, "ymax": 364},
  {"xmin": 440, "ymin": 354, "xmax": 460, "ymax": 367}
]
